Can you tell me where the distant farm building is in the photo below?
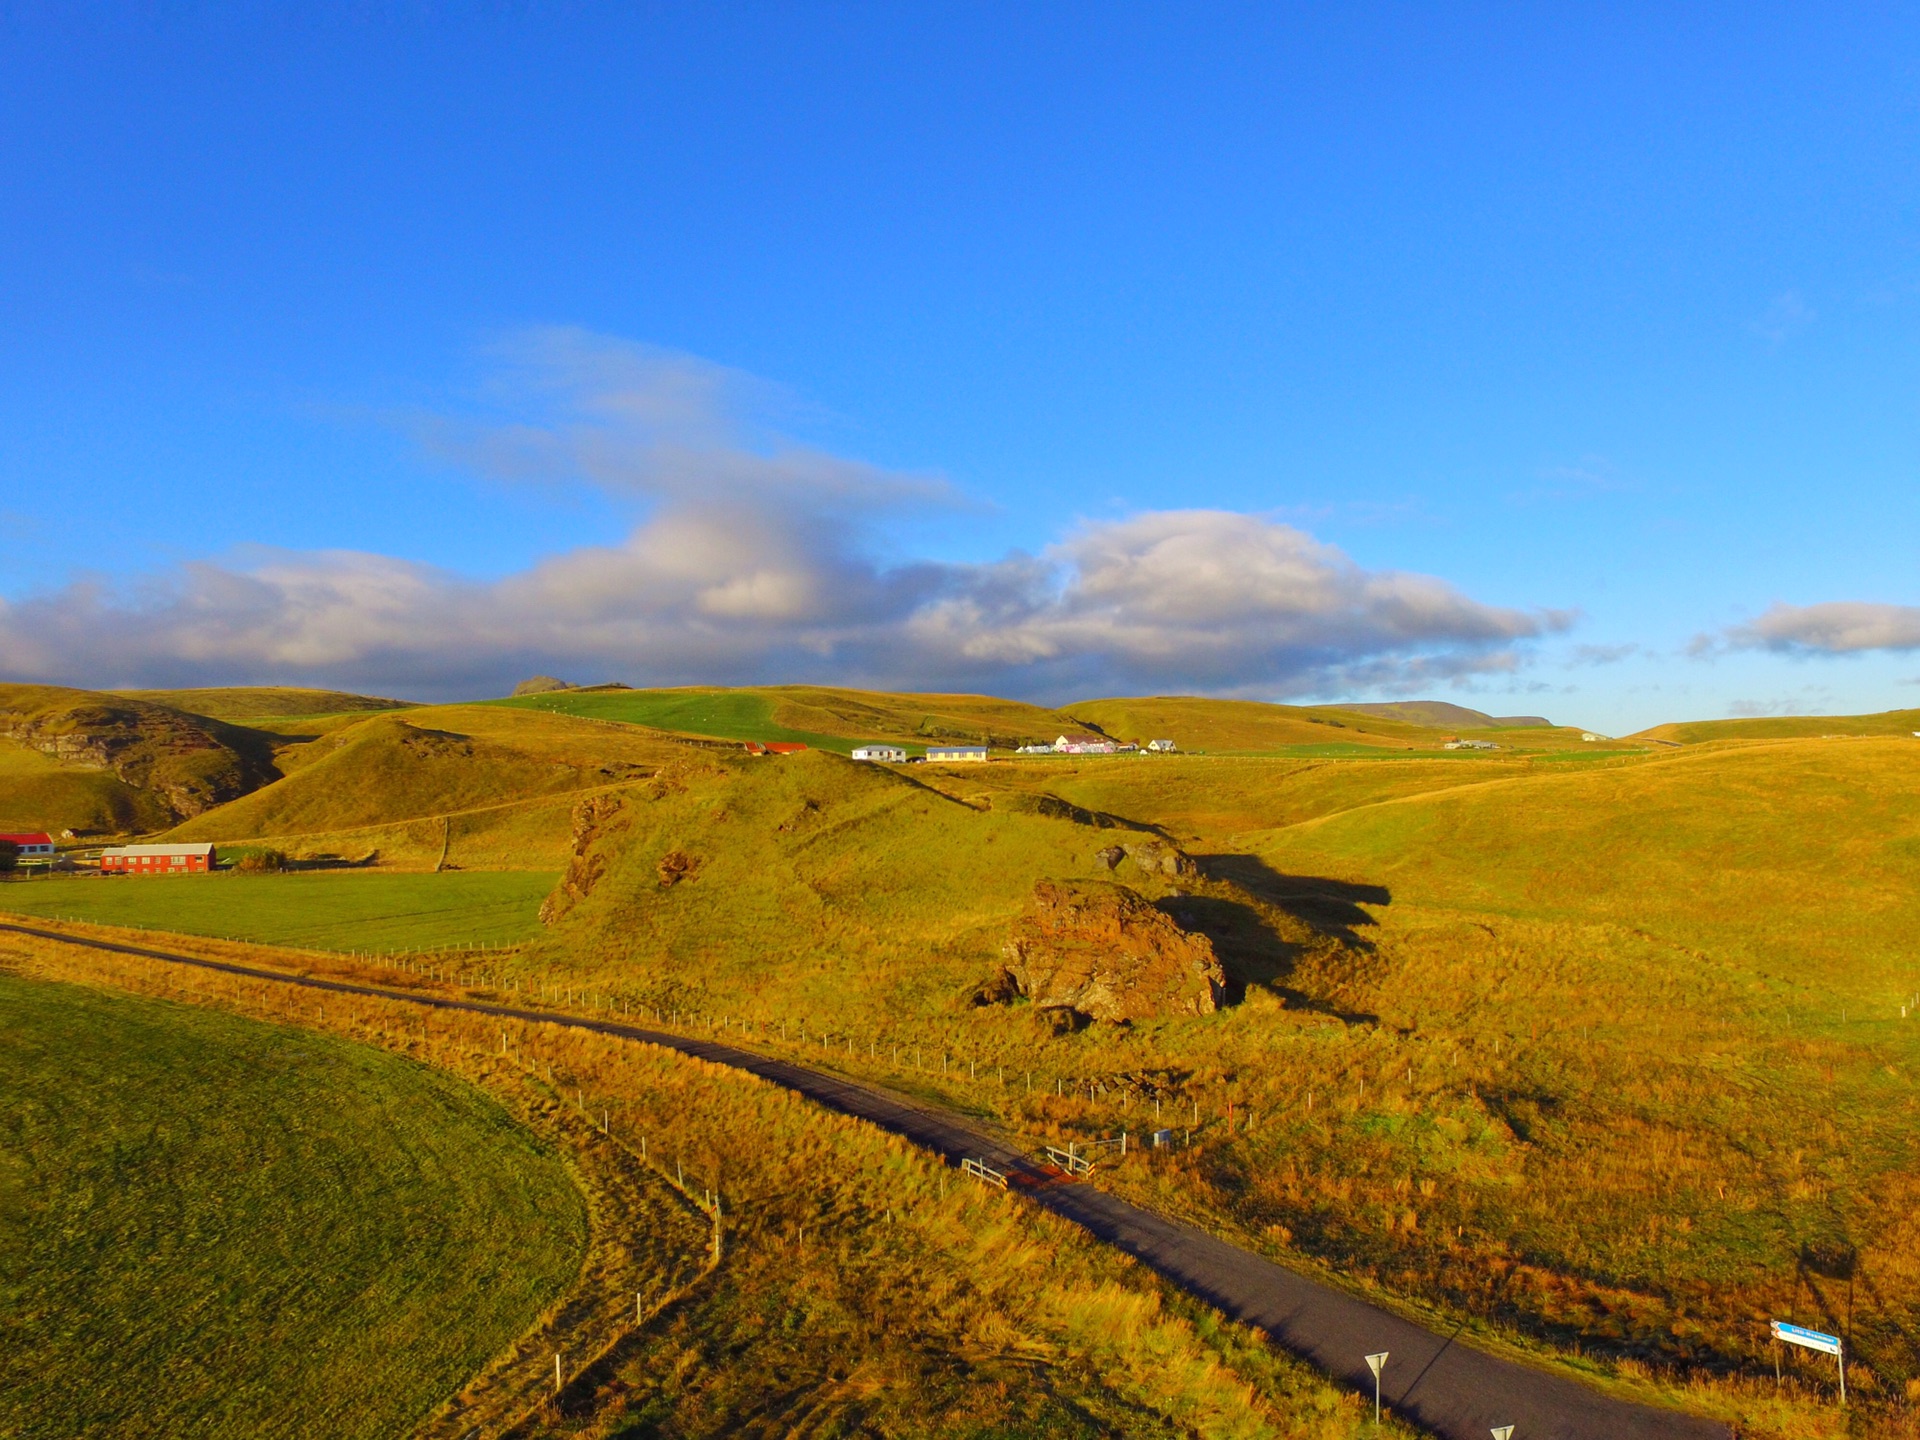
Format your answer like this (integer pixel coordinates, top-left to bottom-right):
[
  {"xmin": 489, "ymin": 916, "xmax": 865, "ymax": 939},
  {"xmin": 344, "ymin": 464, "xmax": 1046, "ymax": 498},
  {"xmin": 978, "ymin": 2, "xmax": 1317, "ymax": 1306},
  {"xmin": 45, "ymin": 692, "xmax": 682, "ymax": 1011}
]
[
  {"xmin": 1580, "ymin": 732, "xmax": 1607, "ymax": 742},
  {"xmin": 0, "ymin": 832, "xmax": 55, "ymax": 860},
  {"xmin": 100, "ymin": 842, "xmax": 216, "ymax": 875},
  {"xmin": 1442, "ymin": 739, "xmax": 1498, "ymax": 751},
  {"xmin": 1052, "ymin": 735, "xmax": 1134, "ymax": 755},
  {"xmin": 851, "ymin": 745, "xmax": 907, "ymax": 763},
  {"xmin": 925, "ymin": 745, "xmax": 990, "ymax": 762},
  {"xmin": 1146, "ymin": 739, "xmax": 1177, "ymax": 753},
  {"xmin": 743, "ymin": 742, "xmax": 809, "ymax": 756},
  {"xmin": 1014, "ymin": 743, "xmax": 1055, "ymax": 755}
]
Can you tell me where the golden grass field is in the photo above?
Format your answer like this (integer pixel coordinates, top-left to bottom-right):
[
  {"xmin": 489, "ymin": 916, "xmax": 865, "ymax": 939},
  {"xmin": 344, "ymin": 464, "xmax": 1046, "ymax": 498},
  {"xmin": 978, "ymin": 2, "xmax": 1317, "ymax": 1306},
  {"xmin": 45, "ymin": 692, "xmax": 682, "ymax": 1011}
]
[
  {"xmin": 5, "ymin": 924, "xmax": 1405, "ymax": 1439},
  {"xmin": 5, "ymin": 682, "xmax": 1918, "ymax": 1435}
]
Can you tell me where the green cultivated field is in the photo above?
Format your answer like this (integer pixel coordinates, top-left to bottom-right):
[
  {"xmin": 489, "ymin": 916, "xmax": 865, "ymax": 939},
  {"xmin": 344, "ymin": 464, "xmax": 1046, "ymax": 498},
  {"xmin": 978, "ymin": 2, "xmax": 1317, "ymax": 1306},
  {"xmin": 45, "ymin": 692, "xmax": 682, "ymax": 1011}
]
[
  {"xmin": 0, "ymin": 973, "xmax": 585, "ymax": 1440},
  {"xmin": 0, "ymin": 870, "xmax": 557, "ymax": 951},
  {"xmin": 490, "ymin": 687, "xmax": 858, "ymax": 750}
]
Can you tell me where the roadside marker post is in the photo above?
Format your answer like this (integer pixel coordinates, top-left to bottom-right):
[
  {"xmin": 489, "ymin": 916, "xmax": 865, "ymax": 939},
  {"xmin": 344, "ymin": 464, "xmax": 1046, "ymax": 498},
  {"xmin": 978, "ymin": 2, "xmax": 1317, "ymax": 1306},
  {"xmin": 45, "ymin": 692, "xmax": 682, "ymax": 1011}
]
[
  {"xmin": 1772, "ymin": 1319, "xmax": 1846, "ymax": 1403},
  {"xmin": 1364, "ymin": 1351, "xmax": 1388, "ymax": 1424}
]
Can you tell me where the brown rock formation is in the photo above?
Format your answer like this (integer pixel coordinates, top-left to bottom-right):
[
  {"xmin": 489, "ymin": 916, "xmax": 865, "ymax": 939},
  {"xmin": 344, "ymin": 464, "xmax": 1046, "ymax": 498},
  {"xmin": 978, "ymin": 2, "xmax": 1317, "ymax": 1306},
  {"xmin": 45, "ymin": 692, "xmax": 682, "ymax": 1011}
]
[
  {"xmin": 999, "ymin": 879, "xmax": 1225, "ymax": 1023},
  {"xmin": 539, "ymin": 792, "xmax": 627, "ymax": 924}
]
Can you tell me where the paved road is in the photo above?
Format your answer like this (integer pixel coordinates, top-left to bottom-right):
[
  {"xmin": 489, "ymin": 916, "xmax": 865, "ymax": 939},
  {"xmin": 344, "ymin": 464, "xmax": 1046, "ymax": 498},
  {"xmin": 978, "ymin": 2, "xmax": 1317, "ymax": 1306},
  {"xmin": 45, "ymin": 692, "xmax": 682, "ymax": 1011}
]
[{"xmin": 5, "ymin": 921, "xmax": 1729, "ymax": 1440}]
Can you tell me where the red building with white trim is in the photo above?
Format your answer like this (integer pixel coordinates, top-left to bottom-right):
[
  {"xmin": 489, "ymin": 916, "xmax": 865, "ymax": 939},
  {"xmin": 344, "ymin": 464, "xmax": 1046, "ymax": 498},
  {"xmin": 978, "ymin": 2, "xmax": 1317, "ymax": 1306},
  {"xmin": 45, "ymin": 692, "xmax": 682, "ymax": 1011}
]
[{"xmin": 100, "ymin": 843, "xmax": 216, "ymax": 874}]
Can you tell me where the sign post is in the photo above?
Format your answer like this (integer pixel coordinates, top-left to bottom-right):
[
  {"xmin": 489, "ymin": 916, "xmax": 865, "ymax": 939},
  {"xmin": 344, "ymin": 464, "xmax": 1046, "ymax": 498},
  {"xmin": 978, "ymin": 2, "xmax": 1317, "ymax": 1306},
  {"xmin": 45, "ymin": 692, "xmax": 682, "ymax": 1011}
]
[
  {"xmin": 1771, "ymin": 1320, "xmax": 1846, "ymax": 1404},
  {"xmin": 1364, "ymin": 1352, "xmax": 1388, "ymax": 1424},
  {"xmin": 1491, "ymin": 1427, "xmax": 1514, "ymax": 1440}
]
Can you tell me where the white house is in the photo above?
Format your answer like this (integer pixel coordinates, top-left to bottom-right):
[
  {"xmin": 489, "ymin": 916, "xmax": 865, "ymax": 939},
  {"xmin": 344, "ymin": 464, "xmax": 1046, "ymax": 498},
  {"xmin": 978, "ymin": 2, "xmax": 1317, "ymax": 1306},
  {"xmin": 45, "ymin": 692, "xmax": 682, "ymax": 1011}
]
[
  {"xmin": 851, "ymin": 745, "xmax": 907, "ymax": 763},
  {"xmin": 1146, "ymin": 738, "xmax": 1177, "ymax": 753},
  {"xmin": 1053, "ymin": 735, "xmax": 1123, "ymax": 755},
  {"xmin": 926, "ymin": 745, "xmax": 990, "ymax": 762}
]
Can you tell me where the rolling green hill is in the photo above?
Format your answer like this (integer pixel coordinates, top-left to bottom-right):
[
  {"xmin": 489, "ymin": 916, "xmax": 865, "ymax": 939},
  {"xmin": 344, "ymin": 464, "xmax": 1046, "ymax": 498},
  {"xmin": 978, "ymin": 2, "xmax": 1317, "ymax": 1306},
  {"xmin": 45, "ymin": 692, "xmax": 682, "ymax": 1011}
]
[
  {"xmin": 1633, "ymin": 707, "xmax": 1920, "ymax": 745},
  {"xmin": 490, "ymin": 683, "xmax": 1094, "ymax": 752},
  {"xmin": 120, "ymin": 686, "xmax": 413, "ymax": 721},
  {"xmin": 164, "ymin": 704, "xmax": 687, "ymax": 851}
]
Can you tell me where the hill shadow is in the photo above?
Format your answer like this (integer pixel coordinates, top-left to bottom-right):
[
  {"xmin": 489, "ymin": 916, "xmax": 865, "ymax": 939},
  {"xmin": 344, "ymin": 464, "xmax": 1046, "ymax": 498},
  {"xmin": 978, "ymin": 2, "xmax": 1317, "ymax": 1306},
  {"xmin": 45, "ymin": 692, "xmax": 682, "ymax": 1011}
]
[{"xmin": 1195, "ymin": 853, "xmax": 1389, "ymax": 951}]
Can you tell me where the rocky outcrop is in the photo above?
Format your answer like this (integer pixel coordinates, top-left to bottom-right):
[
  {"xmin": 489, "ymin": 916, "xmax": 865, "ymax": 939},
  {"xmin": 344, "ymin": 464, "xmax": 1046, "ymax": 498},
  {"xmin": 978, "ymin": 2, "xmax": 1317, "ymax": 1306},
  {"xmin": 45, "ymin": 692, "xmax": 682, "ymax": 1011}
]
[
  {"xmin": 0, "ymin": 692, "xmax": 277, "ymax": 821},
  {"xmin": 539, "ymin": 792, "xmax": 627, "ymax": 924},
  {"xmin": 996, "ymin": 880, "xmax": 1225, "ymax": 1023},
  {"xmin": 1092, "ymin": 839, "xmax": 1196, "ymax": 878}
]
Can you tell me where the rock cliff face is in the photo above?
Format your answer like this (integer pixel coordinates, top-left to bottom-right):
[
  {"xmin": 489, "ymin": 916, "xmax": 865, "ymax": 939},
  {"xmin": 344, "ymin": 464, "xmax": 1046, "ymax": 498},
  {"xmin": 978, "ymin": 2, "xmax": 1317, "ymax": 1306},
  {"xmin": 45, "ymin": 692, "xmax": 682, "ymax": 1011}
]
[
  {"xmin": 0, "ymin": 687, "xmax": 278, "ymax": 821},
  {"xmin": 996, "ymin": 879, "xmax": 1225, "ymax": 1023},
  {"xmin": 539, "ymin": 792, "xmax": 627, "ymax": 924}
]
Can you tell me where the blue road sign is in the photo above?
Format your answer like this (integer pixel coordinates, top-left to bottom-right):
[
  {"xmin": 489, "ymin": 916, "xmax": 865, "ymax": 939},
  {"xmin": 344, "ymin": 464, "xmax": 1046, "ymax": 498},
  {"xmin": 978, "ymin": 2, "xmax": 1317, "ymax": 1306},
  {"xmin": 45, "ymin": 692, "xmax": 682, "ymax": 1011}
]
[{"xmin": 1772, "ymin": 1320, "xmax": 1842, "ymax": 1356}]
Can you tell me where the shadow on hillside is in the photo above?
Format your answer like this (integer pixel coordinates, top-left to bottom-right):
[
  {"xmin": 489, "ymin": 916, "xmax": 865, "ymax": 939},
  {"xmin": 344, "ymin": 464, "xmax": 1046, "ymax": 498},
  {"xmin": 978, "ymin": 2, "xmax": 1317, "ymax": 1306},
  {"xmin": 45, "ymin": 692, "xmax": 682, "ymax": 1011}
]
[
  {"xmin": 1156, "ymin": 884, "xmax": 1383, "ymax": 1027},
  {"xmin": 1195, "ymin": 853, "xmax": 1389, "ymax": 950}
]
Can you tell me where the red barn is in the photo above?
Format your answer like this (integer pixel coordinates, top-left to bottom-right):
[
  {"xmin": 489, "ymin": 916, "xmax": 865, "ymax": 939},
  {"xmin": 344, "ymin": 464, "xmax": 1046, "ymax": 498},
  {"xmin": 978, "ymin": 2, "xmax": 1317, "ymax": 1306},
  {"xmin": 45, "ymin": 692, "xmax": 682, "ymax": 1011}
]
[
  {"xmin": 0, "ymin": 832, "xmax": 54, "ymax": 860},
  {"xmin": 100, "ymin": 842, "xmax": 216, "ymax": 875}
]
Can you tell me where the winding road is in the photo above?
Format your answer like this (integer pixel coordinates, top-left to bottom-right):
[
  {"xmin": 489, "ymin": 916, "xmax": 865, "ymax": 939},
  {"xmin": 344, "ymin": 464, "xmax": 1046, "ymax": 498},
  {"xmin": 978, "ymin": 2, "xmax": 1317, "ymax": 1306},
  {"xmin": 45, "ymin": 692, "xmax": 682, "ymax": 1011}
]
[{"xmin": 5, "ymin": 920, "xmax": 1729, "ymax": 1440}]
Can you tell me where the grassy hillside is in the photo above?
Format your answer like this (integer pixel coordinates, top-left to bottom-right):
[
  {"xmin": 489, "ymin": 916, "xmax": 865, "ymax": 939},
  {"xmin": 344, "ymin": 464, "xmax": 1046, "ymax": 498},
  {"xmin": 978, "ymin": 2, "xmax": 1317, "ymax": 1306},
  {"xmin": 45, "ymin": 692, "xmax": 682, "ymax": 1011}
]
[
  {"xmin": 497, "ymin": 735, "xmax": 1914, "ymax": 1435},
  {"xmin": 0, "ymin": 683, "xmax": 281, "ymax": 834},
  {"xmin": 1334, "ymin": 700, "xmax": 1554, "ymax": 729},
  {"xmin": 1060, "ymin": 696, "xmax": 1614, "ymax": 755},
  {"xmin": 0, "ymin": 870, "xmax": 556, "ymax": 952},
  {"xmin": 1634, "ymin": 707, "xmax": 1920, "ymax": 745},
  {"xmin": 0, "ymin": 739, "xmax": 172, "ymax": 835},
  {"xmin": 165, "ymin": 704, "xmax": 686, "ymax": 848},
  {"xmin": 491, "ymin": 683, "xmax": 1095, "ymax": 753},
  {"xmin": 120, "ymin": 686, "xmax": 413, "ymax": 721},
  {"xmin": 0, "ymin": 970, "xmax": 585, "ymax": 1440}
]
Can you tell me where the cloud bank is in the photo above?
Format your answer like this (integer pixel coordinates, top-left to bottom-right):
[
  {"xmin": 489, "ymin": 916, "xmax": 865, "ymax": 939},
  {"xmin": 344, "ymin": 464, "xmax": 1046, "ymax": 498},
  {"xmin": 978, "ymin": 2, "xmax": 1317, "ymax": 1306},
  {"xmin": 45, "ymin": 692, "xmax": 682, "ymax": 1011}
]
[
  {"xmin": 0, "ymin": 330, "xmax": 1565, "ymax": 702},
  {"xmin": 1724, "ymin": 601, "xmax": 1920, "ymax": 655}
]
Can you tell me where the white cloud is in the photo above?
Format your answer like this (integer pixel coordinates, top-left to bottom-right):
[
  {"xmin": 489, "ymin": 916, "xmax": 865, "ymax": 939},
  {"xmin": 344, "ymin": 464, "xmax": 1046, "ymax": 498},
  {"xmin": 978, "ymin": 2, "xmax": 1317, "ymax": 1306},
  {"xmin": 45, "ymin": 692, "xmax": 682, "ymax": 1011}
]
[
  {"xmin": 0, "ymin": 331, "xmax": 1566, "ymax": 702},
  {"xmin": 1725, "ymin": 601, "xmax": 1920, "ymax": 655}
]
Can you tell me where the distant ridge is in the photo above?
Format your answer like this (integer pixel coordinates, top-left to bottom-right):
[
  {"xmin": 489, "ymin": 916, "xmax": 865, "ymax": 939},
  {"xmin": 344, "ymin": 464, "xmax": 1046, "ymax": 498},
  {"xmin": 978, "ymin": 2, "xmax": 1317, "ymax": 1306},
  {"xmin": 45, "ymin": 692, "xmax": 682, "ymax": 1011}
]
[{"xmin": 1333, "ymin": 701, "xmax": 1554, "ymax": 729}]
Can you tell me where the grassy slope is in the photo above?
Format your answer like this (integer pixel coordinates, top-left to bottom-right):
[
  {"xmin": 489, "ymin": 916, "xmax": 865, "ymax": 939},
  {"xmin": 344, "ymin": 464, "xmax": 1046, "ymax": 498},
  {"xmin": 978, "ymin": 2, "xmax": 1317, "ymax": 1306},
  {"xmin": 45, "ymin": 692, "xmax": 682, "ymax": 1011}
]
[
  {"xmin": 0, "ymin": 683, "xmax": 281, "ymax": 834},
  {"xmin": 0, "ymin": 740, "xmax": 171, "ymax": 835},
  {"xmin": 1208, "ymin": 739, "xmax": 1920, "ymax": 1406},
  {"xmin": 533, "ymin": 749, "xmax": 1116, "ymax": 1016},
  {"xmin": 0, "ymin": 971, "xmax": 585, "ymax": 1440},
  {"xmin": 516, "ymin": 739, "xmax": 1914, "ymax": 1433},
  {"xmin": 1058, "ymin": 696, "xmax": 1622, "ymax": 756},
  {"xmin": 120, "ymin": 686, "xmax": 413, "ymax": 720},
  {"xmin": 1634, "ymin": 708, "xmax": 1920, "ymax": 745},
  {"xmin": 165, "ymin": 705, "xmax": 685, "ymax": 851},
  {"xmin": 0, "ymin": 870, "xmax": 557, "ymax": 951},
  {"xmin": 490, "ymin": 683, "xmax": 1101, "ymax": 753}
]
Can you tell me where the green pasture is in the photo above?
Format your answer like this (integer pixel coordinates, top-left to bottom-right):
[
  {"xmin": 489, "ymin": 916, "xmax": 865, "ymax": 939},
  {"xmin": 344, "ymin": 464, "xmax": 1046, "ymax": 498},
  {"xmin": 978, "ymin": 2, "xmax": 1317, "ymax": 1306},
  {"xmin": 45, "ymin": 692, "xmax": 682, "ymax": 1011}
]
[
  {"xmin": 488, "ymin": 688, "xmax": 863, "ymax": 752},
  {"xmin": 0, "ymin": 870, "xmax": 557, "ymax": 952},
  {"xmin": 0, "ymin": 972, "xmax": 585, "ymax": 1440}
]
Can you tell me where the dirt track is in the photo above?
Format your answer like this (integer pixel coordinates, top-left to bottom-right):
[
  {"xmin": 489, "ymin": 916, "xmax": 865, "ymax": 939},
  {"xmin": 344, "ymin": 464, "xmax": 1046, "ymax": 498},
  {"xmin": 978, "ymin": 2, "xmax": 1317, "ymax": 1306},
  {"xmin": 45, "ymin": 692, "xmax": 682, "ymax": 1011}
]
[{"xmin": 4, "ymin": 920, "xmax": 1730, "ymax": 1440}]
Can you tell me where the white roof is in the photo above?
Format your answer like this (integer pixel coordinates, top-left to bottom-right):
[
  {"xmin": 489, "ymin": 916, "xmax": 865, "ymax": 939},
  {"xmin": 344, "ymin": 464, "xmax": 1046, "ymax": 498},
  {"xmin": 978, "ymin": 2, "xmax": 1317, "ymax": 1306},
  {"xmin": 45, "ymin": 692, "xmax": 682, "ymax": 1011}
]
[{"xmin": 101, "ymin": 843, "xmax": 216, "ymax": 857}]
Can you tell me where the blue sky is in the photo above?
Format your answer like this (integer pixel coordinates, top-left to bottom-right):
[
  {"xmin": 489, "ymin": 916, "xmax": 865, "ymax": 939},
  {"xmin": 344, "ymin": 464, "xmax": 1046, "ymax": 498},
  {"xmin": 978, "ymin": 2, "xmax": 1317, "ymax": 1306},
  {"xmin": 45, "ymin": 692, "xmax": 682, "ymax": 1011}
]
[{"xmin": 3, "ymin": 4, "xmax": 1918, "ymax": 732}]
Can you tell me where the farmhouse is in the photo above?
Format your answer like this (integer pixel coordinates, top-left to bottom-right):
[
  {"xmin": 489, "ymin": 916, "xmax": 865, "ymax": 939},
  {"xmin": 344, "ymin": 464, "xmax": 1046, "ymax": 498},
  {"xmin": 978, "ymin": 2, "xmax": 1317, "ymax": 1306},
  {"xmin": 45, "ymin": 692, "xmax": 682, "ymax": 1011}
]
[
  {"xmin": 100, "ymin": 842, "xmax": 216, "ymax": 875},
  {"xmin": 0, "ymin": 832, "xmax": 55, "ymax": 859},
  {"xmin": 1146, "ymin": 739, "xmax": 1177, "ymax": 753},
  {"xmin": 925, "ymin": 745, "xmax": 989, "ymax": 762},
  {"xmin": 1052, "ymin": 735, "xmax": 1123, "ymax": 755},
  {"xmin": 851, "ymin": 745, "xmax": 907, "ymax": 763}
]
